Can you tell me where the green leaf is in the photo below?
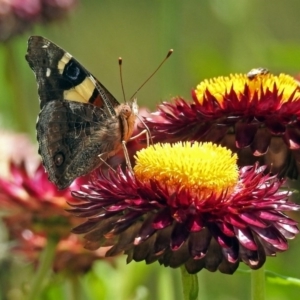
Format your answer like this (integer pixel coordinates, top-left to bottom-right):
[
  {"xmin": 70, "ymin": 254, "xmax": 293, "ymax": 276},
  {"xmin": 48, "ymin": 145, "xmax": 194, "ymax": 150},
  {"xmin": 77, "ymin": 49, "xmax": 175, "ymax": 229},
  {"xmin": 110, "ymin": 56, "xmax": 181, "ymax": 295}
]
[{"xmin": 266, "ymin": 271, "xmax": 300, "ymax": 287}]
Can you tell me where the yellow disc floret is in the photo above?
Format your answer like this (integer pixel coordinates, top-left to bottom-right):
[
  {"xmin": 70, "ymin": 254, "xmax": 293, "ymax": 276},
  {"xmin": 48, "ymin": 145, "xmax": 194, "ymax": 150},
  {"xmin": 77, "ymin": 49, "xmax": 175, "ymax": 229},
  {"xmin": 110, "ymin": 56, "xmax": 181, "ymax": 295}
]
[
  {"xmin": 195, "ymin": 73, "xmax": 300, "ymax": 105},
  {"xmin": 134, "ymin": 142, "xmax": 239, "ymax": 199}
]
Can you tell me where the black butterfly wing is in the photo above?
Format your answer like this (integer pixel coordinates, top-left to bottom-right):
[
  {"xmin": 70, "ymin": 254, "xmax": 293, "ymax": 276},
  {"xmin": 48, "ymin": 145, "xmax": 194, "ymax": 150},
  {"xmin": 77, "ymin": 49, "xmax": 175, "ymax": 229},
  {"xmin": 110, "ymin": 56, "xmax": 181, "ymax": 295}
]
[
  {"xmin": 25, "ymin": 35, "xmax": 120, "ymax": 112},
  {"xmin": 37, "ymin": 100, "xmax": 121, "ymax": 189},
  {"xmin": 26, "ymin": 36, "xmax": 122, "ymax": 189}
]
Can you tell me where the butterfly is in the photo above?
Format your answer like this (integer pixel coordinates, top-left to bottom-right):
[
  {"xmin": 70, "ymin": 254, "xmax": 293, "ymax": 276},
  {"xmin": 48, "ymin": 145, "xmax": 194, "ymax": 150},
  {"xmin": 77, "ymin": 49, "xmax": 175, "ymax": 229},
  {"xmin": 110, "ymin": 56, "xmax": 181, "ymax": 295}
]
[{"xmin": 26, "ymin": 36, "xmax": 138, "ymax": 189}]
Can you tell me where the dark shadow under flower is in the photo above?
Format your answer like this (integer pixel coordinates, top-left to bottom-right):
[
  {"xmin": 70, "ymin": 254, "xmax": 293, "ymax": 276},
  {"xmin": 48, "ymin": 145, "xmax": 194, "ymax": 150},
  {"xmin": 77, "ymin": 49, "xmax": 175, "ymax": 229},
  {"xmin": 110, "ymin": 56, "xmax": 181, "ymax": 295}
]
[
  {"xmin": 69, "ymin": 142, "xmax": 300, "ymax": 274},
  {"xmin": 145, "ymin": 71, "xmax": 300, "ymax": 179}
]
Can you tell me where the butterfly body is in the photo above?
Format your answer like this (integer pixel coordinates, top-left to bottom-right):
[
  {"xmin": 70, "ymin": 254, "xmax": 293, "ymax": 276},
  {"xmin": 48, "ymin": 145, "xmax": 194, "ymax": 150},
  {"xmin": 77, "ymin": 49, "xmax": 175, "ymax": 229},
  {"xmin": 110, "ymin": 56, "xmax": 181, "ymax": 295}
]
[{"xmin": 26, "ymin": 36, "xmax": 137, "ymax": 189}]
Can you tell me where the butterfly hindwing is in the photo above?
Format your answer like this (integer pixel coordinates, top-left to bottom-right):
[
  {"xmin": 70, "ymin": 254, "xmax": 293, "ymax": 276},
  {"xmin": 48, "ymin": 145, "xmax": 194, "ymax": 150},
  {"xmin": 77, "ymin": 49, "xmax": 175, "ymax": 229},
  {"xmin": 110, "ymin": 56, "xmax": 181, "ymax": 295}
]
[{"xmin": 37, "ymin": 100, "xmax": 121, "ymax": 189}]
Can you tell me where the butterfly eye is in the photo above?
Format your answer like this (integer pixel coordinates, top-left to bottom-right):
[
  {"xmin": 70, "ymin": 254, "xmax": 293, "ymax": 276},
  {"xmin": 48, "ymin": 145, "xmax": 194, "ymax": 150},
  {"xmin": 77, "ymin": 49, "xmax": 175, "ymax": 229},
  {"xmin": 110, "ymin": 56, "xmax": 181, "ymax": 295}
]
[{"xmin": 54, "ymin": 152, "xmax": 65, "ymax": 166}]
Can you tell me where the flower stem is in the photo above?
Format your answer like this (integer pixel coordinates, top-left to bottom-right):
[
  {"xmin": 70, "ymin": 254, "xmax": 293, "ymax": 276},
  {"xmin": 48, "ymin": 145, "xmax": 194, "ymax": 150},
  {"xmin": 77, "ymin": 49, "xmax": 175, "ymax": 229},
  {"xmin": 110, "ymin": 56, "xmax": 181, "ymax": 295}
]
[
  {"xmin": 180, "ymin": 266, "xmax": 198, "ymax": 300},
  {"xmin": 68, "ymin": 274, "xmax": 81, "ymax": 300},
  {"xmin": 251, "ymin": 266, "xmax": 265, "ymax": 300},
  {"xmin": 26, "ymin": 237, "xmax": 57, "ymax": 300}
]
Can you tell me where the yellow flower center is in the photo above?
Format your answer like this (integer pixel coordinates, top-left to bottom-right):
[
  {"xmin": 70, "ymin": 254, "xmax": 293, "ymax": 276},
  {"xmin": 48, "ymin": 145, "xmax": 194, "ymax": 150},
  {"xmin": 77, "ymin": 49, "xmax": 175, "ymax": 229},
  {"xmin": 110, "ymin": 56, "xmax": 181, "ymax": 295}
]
[
  {"xmin": 195, "ymin": 72, "xmax": 300, "ymax": 105},
  {"xmin": 134, "ymin": 142, "xmax": 238, "ymax": 199}
]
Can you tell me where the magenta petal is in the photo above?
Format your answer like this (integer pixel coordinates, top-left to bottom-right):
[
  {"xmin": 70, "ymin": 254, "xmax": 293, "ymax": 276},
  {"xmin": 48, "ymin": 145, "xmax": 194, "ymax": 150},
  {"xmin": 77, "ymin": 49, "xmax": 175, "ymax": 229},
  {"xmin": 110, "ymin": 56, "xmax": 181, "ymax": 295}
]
[
  {"xmin": 72, "ymin": 219, "xmax": 100, "ymax": 234},
  {"xmin": 251, "ymin": 128, "xmax": 271, "ymax": 156},
  {"xmin": 111, "ymin": 213, "xmax": 142, "ymax": 235},
  {"xmin": 10, "ymin": 161, "xmax": 29, "ymax": 183},
  {"xmin": 0, "ymin": 183, "xmax": 26, "ymax": 202},
  {"xmin": 84, "ymin": 217, "xmax": 120, "ymax": 242},
  {"xmin": 235, "ymin": 122, "xmax": 258, "ymax": 148},
  {"xmin": 152, "ymin": 208, "xmax": 173, "ymax": 229},
  {"xmin": 217, "ymin": 221, "xmax": 235, "ymax": 237},
  {"xmin": 250, "ymin": 226, "xmax": 288, "ymax": 250},
  {"xmin": 68, "ymin": 205, "xmax": 105, "ymax": 218},
  {"xmin": 186, "ymin": 215, "xmax": 203, "ymax": 232},
  {"xmin": 134, "ymin": 214, "xmax": 157, "ymax": 245},
  {"xmin": 257, "ymin": 210, "xmax": 289, "ymax": 222},
  {"xmin": 131, "ymin": 234, "xmax": 156, "ymax": 262},
  {"xmin": 212, "ymin": 224, "xmax": 235, "ymax": 248},
  {"xmin": 273, "ymin": 225, "xmax": 296, "ymax": 239},
  {"xmin": 239, "ymin": 243, "xmax": 265, "ymax": 269},
  {"xmin": 218, "ymin": 258, "xmax": 239, "ymax": 274},
  {"xmin": 221, "ymin": 239, "xmax": 239, "ymax": 263},
  {"xmin": 162, "ymin": 242, "xmax": 190, "ymax": 268},
  {"xmin": 171, "ymin": 222, "xmax": 189, "ymax": 250},
  {"xmin": 106, "ymin": 203, "xmax": 128, "ymax": 211},
  {"xmin": 203, "ymin": 239, "xmax": 223, "ymax": 272},
  {"xmin": 275, "ymin": 222, "xmax": 299, "ymax": 236},
  {"xmin": 126, "ymin": 197, "xmax": 150, "ymax": 206},
  {"xmin": 285, "ymin": 127, "xmax": 300, "ymax": 149},
  {"xmin": 185, "ymin": 258, "xmax": 205, "ymax": 274},
  {"xmin": 226, "ymin": 215, "xmax": 247, "ymax": 229},
  {"xmin": 234, "ymin": 227, "xmax": 257, "ymax": 250},
  {"xmin": 239, "ymin": 212, "xmax": 267, "ymax": 228},
  {"xmin": 188, "ymin": 230, "xmax": 211, "ymax": 259},
  {"xmin": 106, "ymin": 225, "xmax": 140, "ymax": 256},
  {"xmin": 153, "ymin": 226, "xmax": 172, "ymax": 255}
]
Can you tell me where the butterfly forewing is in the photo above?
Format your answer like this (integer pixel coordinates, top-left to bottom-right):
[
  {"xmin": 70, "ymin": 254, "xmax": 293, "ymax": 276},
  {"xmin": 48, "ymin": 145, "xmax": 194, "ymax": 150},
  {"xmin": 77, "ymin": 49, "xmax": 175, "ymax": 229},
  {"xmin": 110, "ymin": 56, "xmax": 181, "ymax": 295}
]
[{"xmin": 26, "ymin": 36, "xmax": 120, "ymax": 114}]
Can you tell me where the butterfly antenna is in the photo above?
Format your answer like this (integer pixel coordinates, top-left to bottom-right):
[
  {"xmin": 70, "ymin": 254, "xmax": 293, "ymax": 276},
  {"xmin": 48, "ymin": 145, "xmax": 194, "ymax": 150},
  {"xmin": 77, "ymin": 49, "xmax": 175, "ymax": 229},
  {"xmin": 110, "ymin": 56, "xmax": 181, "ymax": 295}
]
[
  {"xmin": 129, "ymin": 49, "xmax": 173, "ymax": 100},
  {"xmin": 119, "ymin": 57, "xmax": 126, "ymax": 102}
]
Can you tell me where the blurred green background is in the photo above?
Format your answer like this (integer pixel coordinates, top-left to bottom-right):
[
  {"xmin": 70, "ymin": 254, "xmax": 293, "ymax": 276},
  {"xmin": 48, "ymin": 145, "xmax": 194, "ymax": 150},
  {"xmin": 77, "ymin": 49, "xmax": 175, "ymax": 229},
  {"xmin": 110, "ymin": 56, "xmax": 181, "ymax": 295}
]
[{"xmin": 1, "ymin": 0, "xmax": 300, "ymax": 299}]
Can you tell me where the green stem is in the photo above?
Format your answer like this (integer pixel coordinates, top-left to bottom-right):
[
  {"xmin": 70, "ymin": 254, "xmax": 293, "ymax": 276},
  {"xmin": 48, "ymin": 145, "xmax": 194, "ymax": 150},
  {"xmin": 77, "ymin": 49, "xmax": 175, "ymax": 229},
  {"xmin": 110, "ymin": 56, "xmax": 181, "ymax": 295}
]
[
  {"xmin": 180, "ymin": 266, "xmax": 199, "ymax": 300},
  {"xmin": 69, "ymin": 274, "xmax": 81, "ymax": 300},
  {"xmin": 251, "ymin": 266, "xmax": 265, "ymax": 300},
  {"xmin": 26, "ymin": 237, "xmax": 58, "ymax": 300}
]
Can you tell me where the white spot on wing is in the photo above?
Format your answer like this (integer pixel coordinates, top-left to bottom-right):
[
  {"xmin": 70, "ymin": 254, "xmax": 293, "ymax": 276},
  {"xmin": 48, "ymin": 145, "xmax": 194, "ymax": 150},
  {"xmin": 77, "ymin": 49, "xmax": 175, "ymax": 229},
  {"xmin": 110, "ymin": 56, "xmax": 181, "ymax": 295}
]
[
  {"xmin": 46, "ymin": 68, "xmax": 51, "ymax": 77},
  {"xmin": 42, "ymin": 41, "xmax": 50, "ymax": 48}
]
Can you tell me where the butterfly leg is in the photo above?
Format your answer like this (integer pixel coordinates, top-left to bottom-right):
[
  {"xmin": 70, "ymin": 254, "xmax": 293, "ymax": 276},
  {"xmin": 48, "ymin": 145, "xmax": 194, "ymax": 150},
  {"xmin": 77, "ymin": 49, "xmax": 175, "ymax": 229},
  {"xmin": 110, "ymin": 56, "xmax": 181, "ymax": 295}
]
[
  {"xmin": 133, "ymin": 115, "xmax": 153, "ymax": 147},
  {"xmin": 123, "ymin": 120, "xmax": 154, "ymax": 172},
  {"xmin": 121, "ymin": 141, "xmax": 133, "ymax": 173},
  {"xmin": 98, "ymin": 153, "xmax": 116, "ymax": 173},
  {"xmin": 129, "ymin": 129, "xmax": 150, "ymax": 148},
  {"xmin": 120, "ymin": 117, "xmax": 155, "ymax": 173}
]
